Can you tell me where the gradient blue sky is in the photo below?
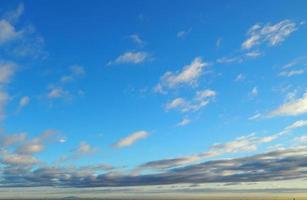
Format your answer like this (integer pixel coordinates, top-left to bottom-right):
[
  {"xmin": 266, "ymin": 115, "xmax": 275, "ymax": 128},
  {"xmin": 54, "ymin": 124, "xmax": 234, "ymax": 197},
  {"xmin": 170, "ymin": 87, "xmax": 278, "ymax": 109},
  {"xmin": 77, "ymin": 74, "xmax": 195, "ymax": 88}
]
[{"xmin": 0, "ymin": 0, "xmax": 307, "ymax": 197}]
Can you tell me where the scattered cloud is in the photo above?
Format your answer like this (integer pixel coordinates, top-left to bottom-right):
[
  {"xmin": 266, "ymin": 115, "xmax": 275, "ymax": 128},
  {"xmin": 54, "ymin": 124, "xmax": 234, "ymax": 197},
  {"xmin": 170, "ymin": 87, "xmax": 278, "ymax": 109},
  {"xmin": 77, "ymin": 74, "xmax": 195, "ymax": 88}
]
[
  {"xmin": 165, "ymin": 89, "xmax": 216, "ymax": 112},
  {"xmin": 248, "ymin": 113, "xmax": 262, "ymax": 120},
  {"xmin": 217, "ymin": 51, "xmax": 261, "ymax": 64},
  {"xmin": 176, "ymin": 118, "xmax": 191, "ymax": 127},
  {"xmin": 108, "ymin": 51, "xmax": 150, "ymax": 65},
  {"xmin": 279, "ymin": 69, "xmax": 305, "ymax": 77},
  {"xmin": 177, "ymin": 29, "xmax": 191, "ymax": 39},
  {"xmin": 129, "ymin": 34, "xmax": 145, "ymax": 46},
  {"xmin": 285, "ymin": 120, "xmax": 307, "ymax": 130},
  {"xmin": 47, "ymin": 86, "xmax": 68, "ymax": 99},
  {"xmin": 15, "ymin": 130, "xmax": 58, "ymax": 155},
  {"xmin": 60, "ymin": 65, "xmax": 85, "ymax": 83},
  {"xmin": 0, "ymin": 4, "xmax": 47, "ymax": 59},
  {"xmin": 250, "ymin": 86, "xmax": 258, "ymax": 96},
  {"xmin": 19, "ymin": 96, "xmax": 30, "ymax": 108},
  {"xmin": 0, "ymin": 61, "xmax": 17, "ymax": 84},
  {"xmin": 242, "ymin": 20, "xmax": 299, "ymax": 49},
  {"xmin": 156, "ymin": 57, "xmax": 209, "ymax": 92},
  {"xmin": 0, "ymin": 132, "xmax": 27, "ymax": 147},
  {"xmin": 216, "ymin": 37, "xmax": 222, "ymax": 48},
  {"xmin": 0, "ymin": 19, "xmax": 21, "ymax": 44},
  {"xmin": 235, "ymin": 73, "xmax": 246, "ymax": 81},
  {"xmin": 269, "ymin": 92, "xmax": 307, "ymax": 117},
  {"xmin": 113, "ymin": 131, "xmax": 149, "ymax": 148}
]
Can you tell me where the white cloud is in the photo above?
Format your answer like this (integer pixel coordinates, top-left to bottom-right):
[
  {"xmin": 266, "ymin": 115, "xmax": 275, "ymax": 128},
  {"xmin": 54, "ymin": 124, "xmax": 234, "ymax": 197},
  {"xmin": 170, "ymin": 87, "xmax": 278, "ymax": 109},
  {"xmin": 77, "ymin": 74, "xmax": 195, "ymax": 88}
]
[
  {"xmin": 279, "ymin": 69, "xmax": 304, "ymax": 77},
  {"xmin": 269, "ymin": 92, "xmax": 307, "ymax": 117},
  {"xmin": 235, "ymin": 73, "xmax": 246, "ymax": 81},
  {"xmin": 165, "ymin": 98, "xmax": 186, "ymax": 110},
  {"xmin": 176, "ymin": 118, "xmax": 191, "ymax": 127},
  {"xmin": 129, "ymin": 34, "xmax": 145, "ymax": 46},
  {"xmin": 3, "ymin": 3, "xmax": 24, "ymax": 24},
  {"xmin": 248, "ymin": 113, "xmax": 262, "ymax": 120},
  {"xmin": 0, "ymin": 62, "xmax": 17, "ymax": 84},
  {"xmin": 0, "ymin": 19, "xmax": 20, "ymax": 44},
  {"xmin": 216, "ymin": 37, "xmax": 222, "ymax": 48},
  {"xmin": 16, "ymin": 130, "xmax": 58, "ymax": 155},
  {"xmin": 217, "ymin": 51, "xmax": 261, "ymax": 64},
  {"xmin": 0, "ymin": 151, "xmax": 39, "ymax": 166},
  {"xmin": 0, "ymin": 132, "xmax": 27, "ymax": 147},
  {"xmin": 295, "ymin": 136, "xmax": 307, "ymax": 143},
  {"xmin": 165, "ymin": 89, "xmax": 216, "ymax": 113},
  {"xmin": 250, "ymin": 86, "xmax": 258, "ymax": 96},
  {"xmin": 47, "ymin": 87, "xmax": 68, "ymax": 99},
  {"xmin": 177, "ymin": 29, "xmax": 191, "ymax": 39},
  {"xmin": 0, "ymin": 91, "xmax": 9, "ymax": 121},
  {"xmin": 156, "ymin": 57, "xmax": 208, "ymax": 92},
  {"xmin": 113, "ymin": 130, "xmax": 149, "ymax": 148},
  {"xmin": 60, "ymin": 65, "xmax": 85, "ymax": 83},
  {"xmin": 76, "ymin": 141, "xmax": 97, "ymax": 155},
  {"xmin": 19, "ymin": 96, "xmax": 30, "ymax": 108},
  {"xmin": 285, "ymin": 120, "xmax": 307, "ymax": 130},
  {"xmin": 108, "ymin": 51, "xmax": 150, "ymax": 65},
  {"xmin": 242, "ymin": 20, "xmax": 298, "ymax": 49}
]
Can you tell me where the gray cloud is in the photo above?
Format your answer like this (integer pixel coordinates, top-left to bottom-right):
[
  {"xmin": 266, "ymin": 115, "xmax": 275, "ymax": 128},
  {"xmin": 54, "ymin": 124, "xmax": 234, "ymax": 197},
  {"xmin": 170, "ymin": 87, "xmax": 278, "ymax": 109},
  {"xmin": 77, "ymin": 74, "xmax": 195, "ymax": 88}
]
[{"xmin": 1, "ymin": 147, "xmax": 307, "ymax": 187}]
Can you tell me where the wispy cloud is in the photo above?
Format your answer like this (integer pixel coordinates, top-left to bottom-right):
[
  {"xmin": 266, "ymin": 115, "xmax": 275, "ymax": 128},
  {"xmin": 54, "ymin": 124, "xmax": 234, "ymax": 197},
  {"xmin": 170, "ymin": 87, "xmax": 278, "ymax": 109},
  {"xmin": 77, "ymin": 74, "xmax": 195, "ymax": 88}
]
[
  {"xmin": 129, "ymin": 34, "xmax": 145, "ymax": 46},
  {"xmin": 242, "ymin": 20, "xmax": 299, "ymax": 49},
  {"xmin": 279, "ymin": 69, "xmax": 305, "ymax": 77},
  {"xmin": 155, "ymin": 57, "xmax": 209, "ymax": 92},
  {"xmin": 165, "ymin": 89, "xmax": 216, "ymax": 112},
  {"xmin": 108, "ymin": 51, "xmax": 151, "ymax": 65},
  {"xmin": 217, "ymin": 51, "xmax": 261, "ymax": 64},
  {"xmin": 177, "ymin": 28, "xmax": 191, "ymax": 39},
  {"xmin": 248, "ymin": 113, "xmax": 261, "ymax": 120},
  {"xmin": 113, "ymin": 131, "xmax": 149, "ymax": 148},
  {"xmin": 250, "ymin": 86, "xmax": 258, "ymax": 96},
  {"xmin": 269, "ymin": 92, "xmax": 307, "ymax": 117},
  {"xmin": 19, "ymin": 96, "xmax": 30, "ymax": 108},
  {"xmin": 176, "ymin": 118, "xmax": 191, "ymax": 127}
]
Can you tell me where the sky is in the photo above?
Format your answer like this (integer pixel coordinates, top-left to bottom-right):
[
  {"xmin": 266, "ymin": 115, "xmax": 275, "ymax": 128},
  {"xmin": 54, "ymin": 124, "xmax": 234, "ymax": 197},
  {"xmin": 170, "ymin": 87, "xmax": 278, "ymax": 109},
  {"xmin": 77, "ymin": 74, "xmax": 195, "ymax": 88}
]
[{"xmin": 0, "ymin": 0, "xmax": 307, "ymax": 198}]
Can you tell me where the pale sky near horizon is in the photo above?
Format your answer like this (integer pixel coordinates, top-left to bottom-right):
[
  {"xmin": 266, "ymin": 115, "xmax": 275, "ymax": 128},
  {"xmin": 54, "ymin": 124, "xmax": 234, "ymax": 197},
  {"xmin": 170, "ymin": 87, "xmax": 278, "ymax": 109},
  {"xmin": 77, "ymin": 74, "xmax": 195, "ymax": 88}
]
[{"xmin": 0, "ymin": 0, "xmax": 307, "ymax": 197}]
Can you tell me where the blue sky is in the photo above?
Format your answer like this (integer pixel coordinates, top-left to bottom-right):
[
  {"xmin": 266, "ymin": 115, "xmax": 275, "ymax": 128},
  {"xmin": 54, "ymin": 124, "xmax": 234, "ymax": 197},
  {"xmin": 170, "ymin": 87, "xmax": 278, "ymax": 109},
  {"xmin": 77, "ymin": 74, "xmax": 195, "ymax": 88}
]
[{"xmin": 0, "ymin": 0, "xmax": 307, "ymax": 197}]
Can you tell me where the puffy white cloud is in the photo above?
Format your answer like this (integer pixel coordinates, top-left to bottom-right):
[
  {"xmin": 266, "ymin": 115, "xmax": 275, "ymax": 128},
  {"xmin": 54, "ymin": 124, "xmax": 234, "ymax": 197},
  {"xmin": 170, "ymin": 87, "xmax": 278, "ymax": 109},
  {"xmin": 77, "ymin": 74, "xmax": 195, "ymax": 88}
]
[
  {"xmin": 242, "ymin": 20, "xmax": 298, "ymax": 49},
  {"xmin": 113, "ymin": 131, "xmax": 149, "ymax": 148},
  {"xmin": 156, "ymin": 57, "xmax": 208, "ymax": 92},
  {"xmin": 269, "ymin": 92, "xmax": 307, "ymax": 117},
  {"xmin": 109, "ymin": 51, "xmax": 150, "ymax": 65}
]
